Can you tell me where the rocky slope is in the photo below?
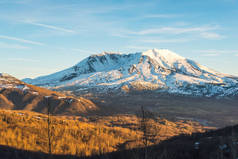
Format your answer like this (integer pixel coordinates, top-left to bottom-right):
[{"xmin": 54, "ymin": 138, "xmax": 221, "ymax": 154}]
[
  {"xmin": 23, "ymin": 49, "xmax": 238, "ymax": 97},
  {"xmin": 0, "ymin": 73, "xmax": 97, "ymax": 115}
]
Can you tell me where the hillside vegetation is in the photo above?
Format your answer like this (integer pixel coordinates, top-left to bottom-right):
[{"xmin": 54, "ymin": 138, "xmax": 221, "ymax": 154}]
[{"xmin": 0, "ymin": 110, "xmax": 204, "ymax": 157}]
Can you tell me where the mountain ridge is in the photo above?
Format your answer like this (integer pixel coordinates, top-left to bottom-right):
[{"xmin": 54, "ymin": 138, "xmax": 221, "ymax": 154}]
[
  {"xmin": 0, "ymin": 73, "xmax": 97, "ymax": 115},
  {"xmin": 23, "ymin": 49, "xmax": 238, "ymax": 97}
]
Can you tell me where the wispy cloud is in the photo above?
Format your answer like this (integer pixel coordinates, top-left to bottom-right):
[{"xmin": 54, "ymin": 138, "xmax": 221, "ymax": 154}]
[
  {"xmin": 140, "ymin": 38, "xmax": 189, "ymax": 44},
  {"xmin": 71, "ymin": 48, "xmax": 95, "ymax": 54},
  {"xmin": 24, "ymin": 21, "xmax": 76, "ymax": 33},
  {"xmin": 199, "ymin": 49, "xmax": 238, "ymax": 54},
  {"xmin": 82, "ymin": 4, "xmax": 137, "ymax": 15},
  {"xmin": 0, "ymin": 0, "xmax": 31, "ymax": 4},
  {"xmin": 0, "ymin": 42, "xmax": 30, "ymax": 49},
  {"xmin": 129, "ymin": 26, "xmax": 217, "ymax": 35},
  {"xmin": 0, "ymin": 35, "xmax": 44, "ymax": 46},
  {"xmin": 55, "ymin": 47, "xmax": 95, "ymax": 54},
  {"xmin": 201, "ymin": 53, "xmax": 219, "ymax": 57},
  {"xmin": 198, "ymin": 49, "xmax": 238, "ymax": 56},
  {"xmin": 7, "ymin": 58, "xmax": 39, "ymax": 62},
  {"xmin": 200, "ymin": 32, "xmax": 224, "ymax": 39},
  {"xmin": 143, "ymin": 14, "xmax": 180, "ymax": 19},
  {"xmin": 113, "ymin": 25, "xmax": 223, "ymax": 41},
  {"xmin": 126, "ymin": 45, "xmax": 154, "ymax": 50},
  {"xmin": 111, "ymin": 32, "xmax": 132, "ymax": 38}
]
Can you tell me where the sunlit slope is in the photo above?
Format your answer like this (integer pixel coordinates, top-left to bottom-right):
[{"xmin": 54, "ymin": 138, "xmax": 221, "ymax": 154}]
[
  {"xmin": 0, "ymin": 73, "xmax": 97, "ymax": 115},
  {"xmin": 0, "ymin": 110, "xmax": 204, "ymax": 156},
  {"xmin": 24, "ymin": 49, "xmax": 238, "ymax": 97}
]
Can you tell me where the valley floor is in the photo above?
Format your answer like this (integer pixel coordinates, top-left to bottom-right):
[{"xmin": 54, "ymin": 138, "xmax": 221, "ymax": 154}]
[{"xmin": 84, "ymin": 93, "xmax": 238, "ymax": 128}]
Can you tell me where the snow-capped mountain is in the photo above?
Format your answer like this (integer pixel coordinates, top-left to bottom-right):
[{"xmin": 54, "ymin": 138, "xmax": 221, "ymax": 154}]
[{"xmin": 23, "ymin": 49, "xmax": 238, "ymax": 97}]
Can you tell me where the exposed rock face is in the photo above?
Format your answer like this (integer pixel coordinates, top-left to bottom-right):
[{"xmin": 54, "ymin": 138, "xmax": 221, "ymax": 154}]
[{"xmin": 23, "ymin": 49, "xmax": 238, "ymax": 97}]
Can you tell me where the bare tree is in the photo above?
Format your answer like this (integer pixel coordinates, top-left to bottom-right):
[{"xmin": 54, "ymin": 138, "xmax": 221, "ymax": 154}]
[
  {"xmin": 45, "ymin": 96, "xmax": 52, "ymax": 155},
  {"xmin": 137, "ymin": 106, "xmax": 159, "ymax": 159}
]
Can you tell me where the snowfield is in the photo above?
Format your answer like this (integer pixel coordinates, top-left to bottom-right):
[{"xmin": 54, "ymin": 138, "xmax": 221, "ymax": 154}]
[{"xmin": 22, "ymin": 49, "xmax": 238, "ymax": 97}]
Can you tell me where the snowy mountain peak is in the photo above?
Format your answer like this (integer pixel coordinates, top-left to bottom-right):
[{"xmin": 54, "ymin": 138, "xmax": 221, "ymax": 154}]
[
  {"xmin": 142, "ymin": 49, "xmax": 185, "ymax": 62},
  {"xmin": 23, "ymin": 49, "xmax": 238, "ymax": 97},
  {"xmin": 141, "ymin": 49, "xmax": 186, "ymax": 70}
]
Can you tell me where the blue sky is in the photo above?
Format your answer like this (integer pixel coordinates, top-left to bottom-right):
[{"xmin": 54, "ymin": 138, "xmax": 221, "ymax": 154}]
[{"xmin": 0, "ymin": 0, "xmax": 238, "ymax": 79}]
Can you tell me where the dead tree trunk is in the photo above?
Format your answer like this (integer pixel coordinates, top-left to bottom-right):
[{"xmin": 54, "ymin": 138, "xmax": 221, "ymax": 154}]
[
  {"xmin": 46, "ymin": 96, "xmax": 52, "ymax": 155},
  {"xmin": 137, "ymin": 106, "xmax": 158, "ymax": 159}
]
